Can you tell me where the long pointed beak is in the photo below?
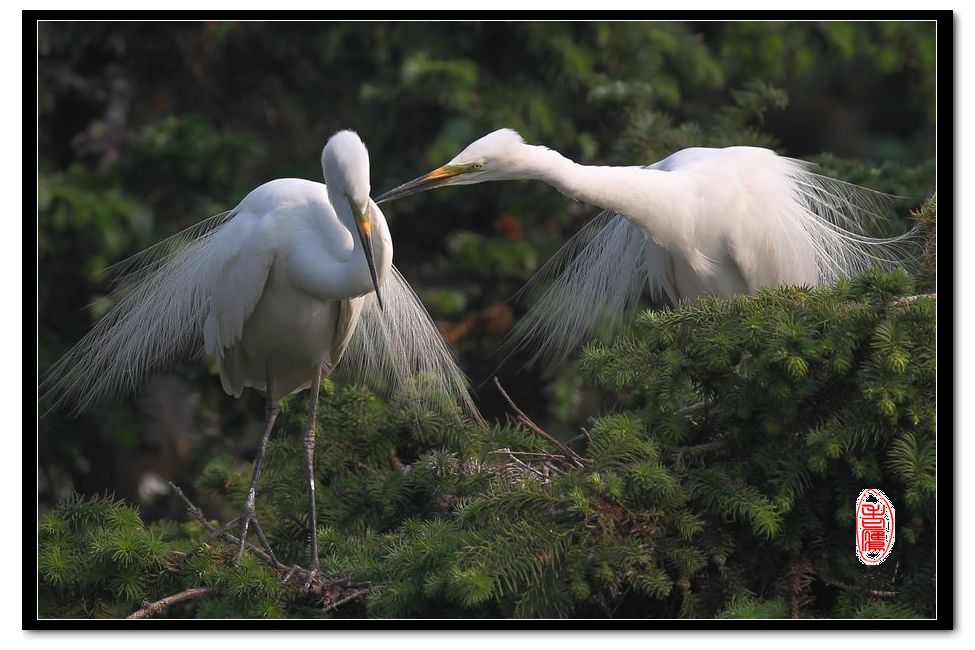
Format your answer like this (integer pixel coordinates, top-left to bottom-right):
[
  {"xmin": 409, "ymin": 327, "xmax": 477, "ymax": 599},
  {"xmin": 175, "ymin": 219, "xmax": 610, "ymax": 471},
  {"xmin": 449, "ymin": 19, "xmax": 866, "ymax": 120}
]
[
  {"xmin": 350, "ymin": 200, "xmax": 384, "ymax": 311},
  {"xmin": 375, "ymin": 165, "xmax": 464, "ymax": 204}
]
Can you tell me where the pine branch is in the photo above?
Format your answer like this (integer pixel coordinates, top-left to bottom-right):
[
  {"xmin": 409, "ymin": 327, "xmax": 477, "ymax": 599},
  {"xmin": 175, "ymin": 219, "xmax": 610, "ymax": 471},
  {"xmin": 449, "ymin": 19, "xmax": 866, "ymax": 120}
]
[
  {"xmin": 822, "ymin": 578, "xmax": 899, "ymax": 599},
  {"xmin": 674, "ymin": 399, "xmax": 710, "ymax": 417},
  {"xmin": 785, "ymin": 553, "xmax": 814, "ymax": 618},
  {"xmin": 126, "ymin": 587, "xmax": 218, "ymax": 619},
  {"xmin": 670, "ymin": 439, "xmax": 727, "ymax": 471}
]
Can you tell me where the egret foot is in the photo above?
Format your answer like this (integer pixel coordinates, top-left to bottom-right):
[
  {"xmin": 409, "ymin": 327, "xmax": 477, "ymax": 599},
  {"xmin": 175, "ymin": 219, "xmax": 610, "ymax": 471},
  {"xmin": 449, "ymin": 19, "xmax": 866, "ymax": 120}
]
[
  {"xmin": 303, "ymin": 560, "xmax": 323, "ymax": 591},
  {"xmin": 282, "ymin": 564, "xmax": 301, "ymax": 584},
  {"xmin": 229, "ymin": 492, "xmax": 279, "ymax": 565}
]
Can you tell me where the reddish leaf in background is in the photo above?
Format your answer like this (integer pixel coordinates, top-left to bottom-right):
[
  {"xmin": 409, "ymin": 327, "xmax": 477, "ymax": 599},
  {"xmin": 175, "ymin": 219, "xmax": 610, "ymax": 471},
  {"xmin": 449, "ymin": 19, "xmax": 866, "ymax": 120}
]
[{"xmin": 494, "ymin": 213, "xmax": 523, "ymax": 242}]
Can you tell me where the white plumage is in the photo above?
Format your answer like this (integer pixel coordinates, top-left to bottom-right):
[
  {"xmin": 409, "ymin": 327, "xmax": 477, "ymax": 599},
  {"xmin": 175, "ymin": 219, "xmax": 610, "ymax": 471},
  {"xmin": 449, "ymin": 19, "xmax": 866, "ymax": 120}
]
[
  {"xmin": 42, "ymin": 134, "xmax": 475, "ymax": 417},
  {"xmin": 41, "ymin": 130, "xmax": 477, "ymax": 580},
  {"xmin": 201, "ymin": 177, "xmax": 384, "ymax": 398},
  {"xmin": 376, "ymin": 128, "xmax": 916, "ymax": 364}
]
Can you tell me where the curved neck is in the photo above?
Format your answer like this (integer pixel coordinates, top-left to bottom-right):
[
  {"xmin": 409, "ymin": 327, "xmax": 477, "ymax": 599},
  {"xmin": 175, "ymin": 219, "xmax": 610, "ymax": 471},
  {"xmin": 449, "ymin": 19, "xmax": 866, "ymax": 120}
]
[
  {"xmin": 326, "ymin": 184, "xmax": 358, "ymax": 239},
  {"xmin": 516, "ymin": 145, "xmax": 684, "ymax": 247},
  {"xmin": 324, "ymin": 184, "xmax": 385, "ymax": 253},
  {"xmin": 325, "ymin": 184, "xmax": 393, "ymax": 289}
]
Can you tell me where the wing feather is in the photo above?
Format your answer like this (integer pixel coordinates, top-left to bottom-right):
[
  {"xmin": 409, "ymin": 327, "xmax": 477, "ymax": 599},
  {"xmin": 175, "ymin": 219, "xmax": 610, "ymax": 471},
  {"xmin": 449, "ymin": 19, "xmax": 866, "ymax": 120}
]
[
  {"xmin": 202, "ymin": 212, "xmax": 274, "ymax": 359},
  {"xmin": 503, "ymin": 153, "xmax": 918, "ymax": 368}
]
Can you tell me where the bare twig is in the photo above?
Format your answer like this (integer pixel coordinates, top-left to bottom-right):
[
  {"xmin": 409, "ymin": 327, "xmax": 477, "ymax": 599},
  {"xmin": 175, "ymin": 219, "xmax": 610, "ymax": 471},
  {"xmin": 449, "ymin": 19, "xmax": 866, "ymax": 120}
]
[
  {"xmin": 487, "ymin": 450, "xmax": 567, "ymax": 459},
  {"xmin": 126, "ymin": 587, "xmax": 218, "ymax": 619},
  {"xmin": 493, "ymin": 377, "xmax": 584, "ymax": 465},
  {"xmin": 506, "ymin": 448, "xmax": 554, "ymax": 479},
  {"xmin": 543, "ymin": 461, "xmax": 563, "ymax": 476},
  {"xmin": 322, "ymin": 587, "xmax": 376, "ymax": 614},
  {"xmin": 169, "ymin": 482, "xmax": 280, "ymax": 570},
  {"xmin": 565, "ymin": 428, "xmax": 592, "ymax": 446},
  {"xmin": 168, "ymin": 482, "xmax": 219, "ymax": 535},
  {"xmin": 486, "ymin": 449, "xmax": 569, "ymax": 481}
]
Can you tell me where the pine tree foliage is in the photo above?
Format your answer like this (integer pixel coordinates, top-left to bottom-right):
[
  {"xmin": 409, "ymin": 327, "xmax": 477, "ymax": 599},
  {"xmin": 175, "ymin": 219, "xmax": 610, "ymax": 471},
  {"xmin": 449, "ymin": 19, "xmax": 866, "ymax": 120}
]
[
  {"xmin": 38, "ymin": 23, "xmax": 937, "ymax": 621},
  {"xmin": 38, "ymin": 86, "xmax": 937, "ymax": 616},
  {"xmin": 39, "ymin": 263, "xmax": 936, "ymax": 619},
  {"xmin": 579, "ymin": 266, "xmax": 936, "ymax": 619}
]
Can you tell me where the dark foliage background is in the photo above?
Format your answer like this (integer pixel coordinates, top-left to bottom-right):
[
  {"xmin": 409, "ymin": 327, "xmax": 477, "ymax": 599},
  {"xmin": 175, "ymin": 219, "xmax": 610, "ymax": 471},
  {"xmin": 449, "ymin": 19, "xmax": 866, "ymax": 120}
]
[{"xmin": 38, "ymin": 21, "xmax": 935, "ymax": 530}]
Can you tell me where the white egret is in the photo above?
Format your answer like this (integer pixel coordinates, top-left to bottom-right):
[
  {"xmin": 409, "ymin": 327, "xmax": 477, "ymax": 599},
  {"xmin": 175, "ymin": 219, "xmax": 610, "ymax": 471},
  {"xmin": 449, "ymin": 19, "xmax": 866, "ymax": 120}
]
[
  {"xmin": 41, "ymin": 130, "xmax": 477, "ymax": 583},
  {"xmin": 376, "ymin": 128, "xmax": 916, "ymax": 363}
]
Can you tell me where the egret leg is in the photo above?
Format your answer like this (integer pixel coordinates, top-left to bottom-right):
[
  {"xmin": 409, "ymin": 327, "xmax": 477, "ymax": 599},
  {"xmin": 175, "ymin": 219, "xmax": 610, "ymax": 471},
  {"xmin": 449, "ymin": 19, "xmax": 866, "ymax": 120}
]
[
  {"xmin": 302, "ymin": 365, "xmax": 324, "ymax": 589},
  {"xmin": 233, "ymin": 365, "xmax": 280, "ymax": 565}
]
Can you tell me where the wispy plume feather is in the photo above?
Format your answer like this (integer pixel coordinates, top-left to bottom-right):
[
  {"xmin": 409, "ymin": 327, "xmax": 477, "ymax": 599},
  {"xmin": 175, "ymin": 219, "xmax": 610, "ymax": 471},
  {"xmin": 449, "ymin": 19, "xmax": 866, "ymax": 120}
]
[
  {"xmin": 501, "ymin": 210, "xmax": 674, "ymax": 367},
  {"xmin": 39, "ymin": 212, "xmax": 236, "ymax": 416},
  {"xmin": 339, "ymin": 267, "xmax": 483, "ymax": 424},
  {"xmin": 40, "ymin": 212, "xmax": 479, "ymax": 423},
  {"xmin": 786, "ymin": 162, "xmax": 919, "ymax": 283},
  {"xmin": 503, "ymin": 160, "xmax": 919, "ymax": 368}
]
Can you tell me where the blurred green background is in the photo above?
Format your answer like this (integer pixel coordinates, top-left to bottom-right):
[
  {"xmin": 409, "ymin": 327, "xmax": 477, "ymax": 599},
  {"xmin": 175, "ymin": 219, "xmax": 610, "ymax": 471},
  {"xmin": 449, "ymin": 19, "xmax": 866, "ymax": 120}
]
[{"xmin": 37, "ymin": 21, "xmax": 936, "ymax": 518}]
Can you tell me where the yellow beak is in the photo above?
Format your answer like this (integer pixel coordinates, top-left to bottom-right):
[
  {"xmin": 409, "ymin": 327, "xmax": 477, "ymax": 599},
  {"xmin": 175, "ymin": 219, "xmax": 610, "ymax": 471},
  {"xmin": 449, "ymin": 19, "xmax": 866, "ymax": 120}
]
[
  {"xmin": 349, "ymin": 200, "xmax": 383, "ymax": 310},
  {"xmin": 375, "ymin": 165, "xmax": 466, "ymax": 204}
]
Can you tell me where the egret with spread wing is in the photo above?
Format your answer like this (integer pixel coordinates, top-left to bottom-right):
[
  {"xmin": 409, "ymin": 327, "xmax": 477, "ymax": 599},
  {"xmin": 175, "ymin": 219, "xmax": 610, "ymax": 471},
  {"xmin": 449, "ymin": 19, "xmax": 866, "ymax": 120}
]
[
  {"xmin": 41, "ymin": 130, "xmax": 477, "ymax": 583},
  {"xmin": 377, "ymin": 128, "xmax": 915, "ymax": 364}
]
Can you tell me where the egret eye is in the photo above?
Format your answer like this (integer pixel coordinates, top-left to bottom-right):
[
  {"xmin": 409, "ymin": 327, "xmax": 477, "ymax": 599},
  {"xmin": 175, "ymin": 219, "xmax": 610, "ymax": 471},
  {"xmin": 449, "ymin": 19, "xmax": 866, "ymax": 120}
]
[{"xmin": 473, "ymin": 162, "xmax": 484, "ymax": 170}]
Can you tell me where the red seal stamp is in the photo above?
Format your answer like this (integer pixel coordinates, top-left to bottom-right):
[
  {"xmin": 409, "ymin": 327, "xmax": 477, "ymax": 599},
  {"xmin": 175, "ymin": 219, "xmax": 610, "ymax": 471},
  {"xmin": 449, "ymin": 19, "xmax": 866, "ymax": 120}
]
[{"xmin": 856, "ymin": 488, "xmax": 895, "ymax": 566}]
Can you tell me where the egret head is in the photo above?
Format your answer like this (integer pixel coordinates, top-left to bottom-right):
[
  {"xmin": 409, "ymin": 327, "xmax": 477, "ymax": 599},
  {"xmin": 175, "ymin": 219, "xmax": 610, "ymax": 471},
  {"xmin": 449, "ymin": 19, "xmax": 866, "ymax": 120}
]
[
  {"xmin": 376, "ymin": 128, "xmax": 535, "ymax": 203},
  {"xmin": 322, "ymin": 130, "xmax": 383, "ymax": 309}
]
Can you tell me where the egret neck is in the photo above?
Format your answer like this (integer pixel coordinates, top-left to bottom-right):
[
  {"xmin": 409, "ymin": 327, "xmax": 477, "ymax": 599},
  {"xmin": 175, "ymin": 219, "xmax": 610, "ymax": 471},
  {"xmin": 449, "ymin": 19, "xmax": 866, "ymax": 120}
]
[
  {"xmin": 514, "ymin": 144, "xmax": 689, "ymax": 253},
  {"xmin": 325, "ymin": 183, "xmax": 392, "ymax": 300}
]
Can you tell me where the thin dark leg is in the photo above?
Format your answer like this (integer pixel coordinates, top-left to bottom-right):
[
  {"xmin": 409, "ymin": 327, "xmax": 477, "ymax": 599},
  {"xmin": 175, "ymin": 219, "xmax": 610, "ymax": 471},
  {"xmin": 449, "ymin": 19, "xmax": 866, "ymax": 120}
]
[
  {"xmin": 234, "ymin": 362, "xmax": 280, "ymax": 564},
  {"xmin": 303, "ymin": 365, "xmax": 323, "ymax": 588}
]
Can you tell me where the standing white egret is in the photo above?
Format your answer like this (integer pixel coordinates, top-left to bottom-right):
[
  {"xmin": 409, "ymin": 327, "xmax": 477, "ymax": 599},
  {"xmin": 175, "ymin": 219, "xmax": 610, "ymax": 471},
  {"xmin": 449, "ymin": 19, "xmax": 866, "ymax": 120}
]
[
  {"xmin": 376, "ymin": 128, "xmax": 915, "ymax": 363},
  {"xmin": 41, "ymin": 130, "xmax": 477, "ymax": 583}
]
